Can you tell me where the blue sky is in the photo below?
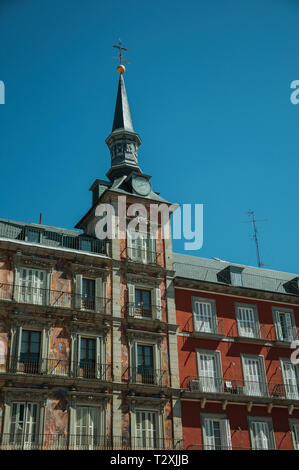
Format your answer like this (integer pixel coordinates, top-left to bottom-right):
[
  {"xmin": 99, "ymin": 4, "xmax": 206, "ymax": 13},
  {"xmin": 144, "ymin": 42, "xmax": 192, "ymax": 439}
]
[{"xmin": 0, "ymin": 0, "xmax": 299, "ymax": 273}]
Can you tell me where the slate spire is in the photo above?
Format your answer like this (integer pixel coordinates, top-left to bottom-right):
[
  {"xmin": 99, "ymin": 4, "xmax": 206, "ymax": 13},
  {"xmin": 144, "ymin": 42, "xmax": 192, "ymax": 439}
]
[
  {"xmin": 106, "ymin": 68, "xmax": 142, "ymax": 181},
  {"xmin": 112, "ymin": 75, "xmax": 134, "ymax": 132}
]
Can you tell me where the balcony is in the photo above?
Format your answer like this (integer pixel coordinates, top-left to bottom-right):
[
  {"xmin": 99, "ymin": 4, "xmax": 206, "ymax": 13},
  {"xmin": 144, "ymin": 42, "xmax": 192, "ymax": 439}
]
[
  {"xmin": 0, "ymin": 434, "xmax": 183, "ymax": 450},
  {"xmin": 182, "ymin": 317, "xmax": 224, "ymax": 339},
  {"xmin": 227, "ymin": 321, "xmax": 270, "ymax": 344},
  {"xmin": 0, "ymin": 221, "xmax": 107, "ymax": 255},
  {"xmin": 0, "ymin": 283, "xmax": 111, "ymax": 314},
  {"xmin": 128, "ymin": 367, "xmax": 169, "ymax": 388},
  {"xmin": 184, "ymin": 376, "xmax": 299, "ymax": 402},
  {"xmin": 0, "ymin": 356, "xmax": 111, "ymax": 381},
  {"xmin": 127, "ymin": 302, "xmax": 162, "ymax": 321},
  {"xmin": 126, "ymin": 246, "xmax": 160, "ymax": 265}
]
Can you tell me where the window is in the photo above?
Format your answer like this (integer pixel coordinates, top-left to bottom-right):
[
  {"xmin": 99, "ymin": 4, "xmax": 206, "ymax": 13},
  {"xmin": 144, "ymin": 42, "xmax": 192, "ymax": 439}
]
[
  {"xmin": 230, "ymin": 267, "xmax": 243, "ymax": 286},
  {"xmin": 273, "ymin": 309, "xmax": 296, "ymax": 342},
  {"xmin": 19, "ymin": 330, "xmax": 41, "ymax": 374},
  {"xmin": 290, "ymin": 421, "xmax": 299, "ymax": 450},
  {"xmin": 128, "ymin": 283, "xmax": 161, "ymax": 320},
  {"xmin": 72, "ymin": 334, "xmax": 104, "ymax": 380},
  {"xmin": 192, "ymin": 298, "xmax": 217, "ymax": 334},
  {"xmin": 249, "ymin": 418, "xmax": 275, "ymax": 450},
  {"xmin": 82, "ymin": 279, "xmax": 95, "ymax": 310},
  {"xmin": 79, "ymin": 338, "xmax": 96, "ymax": 378},
  {"xmin": 242, "ymin": 355, "xmax": 267, "ymax": 397},
  {"xmin": 135, "ymin": 289, "xmax": 152, "ymax": 318},
  {"xmin": 9, "ymin": 402, "xmax": 39, "ymax": 449},
  {"xmin": 74, "ymin": 275, "xmax": 103, "ymax": 312},
  {"xmin": 27, "ymin": 230, "xmax": 40, "ymax": 244},
  {"xmin": 281, "ymin": 360, "xmax": 299, "ymax": 399},
  {"xmin": 236, "ymin": 304, "xmax": 259, "ymax": 338},
  {"xmin": 16, "ymin": 268, "xmax": 47, "ymax": 305},
  {"xmin": 197, "ymin": 350, "xmax": 222, "ymax": 393},
  {"xmin": 137, "ymin": 345, "xmax": 154, "ymax": 384},
  {"xmin": 80, "ymin": 239, "xmax": 92, "ymax": 253},
  {"xmin": 202, "ymin": 415, "xmax": 232, "ymax": 450},
  {"xmin": 75, "ymin": 406, "xmax": 101, "ymax": 450},
  {"xmin": 127, "ymin": 232, "xmax": 156, "ymax": 264},
  {"xmin": 135, "ymin": 411, "xmax": 158, "ymax": 449}
]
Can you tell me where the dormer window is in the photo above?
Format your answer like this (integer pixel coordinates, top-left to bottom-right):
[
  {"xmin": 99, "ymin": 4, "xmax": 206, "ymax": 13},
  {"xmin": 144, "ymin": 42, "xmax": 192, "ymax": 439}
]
[
  {"xmin": 27, "ymin": 229, "xmax": 40, "ymax": 244},
  {"xmin": 230, "ymin": 267, "xmax": 243, "ymax": 286},
  {"xmin": 217, "ymin": 266, "xmax": 243, "ymax": 286},
  {"xmin": 284, "ymin": 278, "xmax": 299, "ymax": 295}
]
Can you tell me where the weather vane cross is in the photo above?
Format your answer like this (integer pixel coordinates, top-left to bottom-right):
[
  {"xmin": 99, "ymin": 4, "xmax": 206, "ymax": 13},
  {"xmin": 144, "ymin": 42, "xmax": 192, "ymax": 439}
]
[{"xmin": 113, "ymin": 40, "xmax": 130, "ymax": 74}]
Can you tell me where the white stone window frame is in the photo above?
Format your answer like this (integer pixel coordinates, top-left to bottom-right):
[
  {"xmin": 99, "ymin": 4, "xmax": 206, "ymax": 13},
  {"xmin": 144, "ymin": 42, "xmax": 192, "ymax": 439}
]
[
  {"xmin": 191, "ymin": 296, "xmax": 217, "ymax": 334},
  {"xmin": 241, "ymin": 353, "xmax": 268, "ymax": 397},
  {"xmin": 69, "ymin": 400, "xmax": 106, "ymax": 450},
  {"xmin": 2, "ymin": 390, "xmax": 47, "ymax": 449},
  {"xmin": 129, "ymin": 336, "xmax": 162, "ymax": 384},
  {"xmin": 248, "ymin": 416, "xmax": 275, "ymax": 450},
  {"xmin": 280, "ymin": 357, "xmax": 299, "ymax": 400},
  {"xmin": 195, "ymin": 348, "xmax": 223, "ymax": 392},
  {"xmin": 14, "ymin": 265, "xmax": 53, "ymax": 306},
  {"xmin": 128, "ymin": 279, "xmax": 161, "ymax": 321},
  {"xmin": 70, "ymin": 330, "xmax": 106, "ymax": 380},
  {"xmin": 74, "ymin": 274, "xmax": 105, "ymax": 312},
  {"xmin": 235, "ymin": 302, "xmax": 260, "ymax": 339},
  {"xmin": 130, "ymin": 404, "xmax": 164, "ymax": 449},
  {"xmin": 9, "ymin": 318, "xmax": 51, "ymax": 374},
  {"xmin": 272, "ymin": 306, "xmax": 297, "ymax": 342},
  {"xmin": 289, "ymin": 418, "xmax": 299, "ymax": 450},
  {"xmin": 201, "ymin": 413, "xmax": 232, "ymax": 450},
  {"xmin": 127, "ymin": 229, "xmax": 157, "ymax": 265}
]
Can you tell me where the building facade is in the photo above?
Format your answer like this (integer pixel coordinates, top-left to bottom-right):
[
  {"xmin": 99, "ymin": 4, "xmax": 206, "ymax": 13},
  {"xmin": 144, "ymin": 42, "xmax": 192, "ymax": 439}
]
[
  {"xmin": 0, "ymin": 65, "xmax": 299, "ymax": 451},
  {"xmin": 0, "ymin": 69, "xmax": 183, "ymax": 450},
  {"xmin": 174, "ymin": 254, "xmax": 299, "ymax": 450}
]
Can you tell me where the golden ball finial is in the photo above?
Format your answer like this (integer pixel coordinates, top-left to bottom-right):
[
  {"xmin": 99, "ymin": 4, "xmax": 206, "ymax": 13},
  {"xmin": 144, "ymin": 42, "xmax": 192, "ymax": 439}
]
[{"xmin": 117, "ymin": 64, "xmax": 126, "ymax": 75}]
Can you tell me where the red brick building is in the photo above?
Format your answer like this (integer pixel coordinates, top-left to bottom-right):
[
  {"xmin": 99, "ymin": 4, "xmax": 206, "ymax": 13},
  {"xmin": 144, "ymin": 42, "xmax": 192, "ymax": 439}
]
[{"xmin": 174, "ymin": 253, "xmax": 299, "ymax": 450}]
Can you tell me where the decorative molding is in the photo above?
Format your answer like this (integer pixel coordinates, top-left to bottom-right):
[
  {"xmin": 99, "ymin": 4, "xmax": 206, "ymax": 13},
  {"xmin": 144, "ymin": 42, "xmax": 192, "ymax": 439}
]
[
  {"xmin": 70, "ymin": 263, "xmax": 109, "ymax": 278},
  {"xmin": 127, "ymin": 394, "xmax": 166, "ymax": 411},
  {"xmin": 3, "ymin": 386, "xmax": 48, "ymax": 404},
  {"xmin": 126, "ymin": 329, "xmax": 165, "ymax": 342},
  {"xmin": 14, "ymin": 251, "xmax": 56, "ymax": 270},
  {"xmin": 126, "ymin": 273, "xmax": 162, "ymax": 287},
  {"xmin": 10, "ymin": 313, "xmax": 52, "ymax": 329}
]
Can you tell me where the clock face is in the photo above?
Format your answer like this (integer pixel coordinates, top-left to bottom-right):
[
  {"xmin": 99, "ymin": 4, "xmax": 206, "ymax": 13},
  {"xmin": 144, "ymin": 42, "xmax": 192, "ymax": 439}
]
[{"xmin": 132, "ymin": 176, "xmax": 152, "ymax": 196}]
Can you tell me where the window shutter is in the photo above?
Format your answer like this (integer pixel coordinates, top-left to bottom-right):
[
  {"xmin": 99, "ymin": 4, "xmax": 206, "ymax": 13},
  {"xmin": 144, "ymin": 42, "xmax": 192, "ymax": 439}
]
[
  {"xmin": 273, "ymin": 310, "xmax": 282, "ymax": 341},
  {"xmin": 154, "ymin": 286, "xmax": 161, "ymax": 321},
  {"xmin": 141, "ymin": 236, "xmax": 147, "ymax": 264},
  {"xmin": 222, "ymin": 419, "xmax": 232, "ymax": 450},
  {"xmin": 75, "ymin": 274, "xmax": 82, "ymax": 309},
  {"xmin": 237, "ymin": 307, "xmax": 257, "ymax": 338},
  {"xmin": 128, "ymin": 283, "xmax": 135, "ymax": 317},
  {"xmin": 285, "ymin": 312, "xmax": 293, "ymax": 341},
  {"xmin": 95, "ymin": 277, "xmax": 103, "ymax": 313},
  {"xmin": 252, "ymin": 421, "xmax": 270, "ymax": 449},
  {"xmin": 96, "ymin": 337, "xmax": 102, "ymax": 379},
  {"xmin": 13, "ymin": 267, "xmax": 21, "ymax": 302},
  {"xmin": 204, "ymin": 419, "xmax": 215, "ymax": 450},
  {"xmin": 127, "ymin": 231, "xmax": 133, "ymax": 260},
  {"xmin": 76, "ymin": 334, "xmax": 81, "ymax": 377}
]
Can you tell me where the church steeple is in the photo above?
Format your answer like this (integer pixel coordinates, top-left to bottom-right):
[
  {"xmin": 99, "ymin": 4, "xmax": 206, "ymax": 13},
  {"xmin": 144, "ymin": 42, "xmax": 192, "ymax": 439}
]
[{"xmin": 105, "ymin": 55, "xmax": 142, "ymax": 181}]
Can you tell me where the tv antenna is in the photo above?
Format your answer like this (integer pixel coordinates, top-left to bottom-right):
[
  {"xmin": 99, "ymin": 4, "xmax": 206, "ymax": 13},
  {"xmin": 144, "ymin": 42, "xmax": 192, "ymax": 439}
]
[{"xmin": 246, "ymin": 210, "xmax": 267, "ymax": 268}]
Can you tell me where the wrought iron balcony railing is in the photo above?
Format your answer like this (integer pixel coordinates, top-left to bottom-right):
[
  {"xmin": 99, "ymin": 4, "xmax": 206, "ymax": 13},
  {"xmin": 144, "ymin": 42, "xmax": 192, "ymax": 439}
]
[
  {"xmin": 128, "ymin": 367, "xmax": 169, "ymax": 387},
  {"xmin": 0, "ymin": 283, "xmax": 110, "ymax": 313},
  {"xmin": 184, "ymin": 376, "xmax": 299, "ymax": 401},
  {"xmin": 126, "ymin": 247, "xmax": 159, "ymax": 265},
  {"xmin": 0, "ymin": 222, "xmax": 107, "ymax": 255},
  {"xmin": 0, "ymin": 356, "xmax": 111, "ymax": 380},
  {"xmin": 127, "ymin": 302, "xmax": 162, "ymax": 320},
  {"xmin": 0, "ymin": 434, "xmax": 183, "ymax": 450},
  {"xmin": 182, "ymin": 317, "xmax": 224, "ymax": 335}
]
